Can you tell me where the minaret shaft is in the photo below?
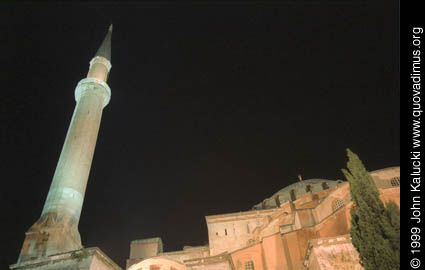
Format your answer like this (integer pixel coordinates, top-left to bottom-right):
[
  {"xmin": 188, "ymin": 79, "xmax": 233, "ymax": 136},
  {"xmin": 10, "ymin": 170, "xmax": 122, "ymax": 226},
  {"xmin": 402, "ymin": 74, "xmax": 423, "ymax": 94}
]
[
  {"xmin": 88, "ymin": 60, "xmax": 110, "ymax": 81},
  {"xmin": 17, "ymin": 25, "xmax": 112, "ymax": 264},
  {"xmin": 42, "ymin": 92, "xmax": 104, "ymax": 221}
]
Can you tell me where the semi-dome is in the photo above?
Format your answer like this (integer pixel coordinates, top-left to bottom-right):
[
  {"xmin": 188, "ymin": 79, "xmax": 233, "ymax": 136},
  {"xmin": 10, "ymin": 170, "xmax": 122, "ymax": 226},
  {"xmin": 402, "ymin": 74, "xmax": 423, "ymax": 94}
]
[{"xmin": 252, "ymin": 178, "xmax": 344, "ymax": 210}]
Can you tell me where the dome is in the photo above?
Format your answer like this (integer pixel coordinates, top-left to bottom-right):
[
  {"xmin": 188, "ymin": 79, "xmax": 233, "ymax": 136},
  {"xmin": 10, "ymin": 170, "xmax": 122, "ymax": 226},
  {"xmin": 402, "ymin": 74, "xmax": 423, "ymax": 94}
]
[
  {"xmin": 273, "ymin": 179, "xmax": 339, "ymax": 196},
  {"xmin": 252, "ymin": 178, "xmax": 344, "ymax": 210}
]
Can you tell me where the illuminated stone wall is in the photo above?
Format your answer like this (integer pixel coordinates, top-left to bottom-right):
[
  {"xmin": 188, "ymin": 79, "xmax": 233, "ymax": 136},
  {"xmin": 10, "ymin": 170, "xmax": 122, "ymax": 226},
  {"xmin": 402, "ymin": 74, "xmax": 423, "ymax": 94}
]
[
  {"xmin": 206, "ymin": 209, "xmax": 279, "ymax": 256},
  {"xmin": 185, "ymin": 253, "xmax": 234, "ymax": 270},
  {"xmin": 304, "ymin": 235, "xmax": 362, "ymax": 270},
  {"xmin": 127, "ymin": 238, "xmax": 163, "ymax": 268},
  {"xmin": 10, "ymin": 248, "xmax": 121, "ymax": 270},
  {"xmin": 127, "ymin": 166, "xmax": 400, "ymax": 270}
]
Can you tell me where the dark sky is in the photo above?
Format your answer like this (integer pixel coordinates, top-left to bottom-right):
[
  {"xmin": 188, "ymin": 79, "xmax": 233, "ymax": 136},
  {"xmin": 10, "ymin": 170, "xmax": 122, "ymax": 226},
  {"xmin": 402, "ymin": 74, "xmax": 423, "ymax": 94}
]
[{"xmin": 1, "ymin": 1, "xmax": 399, "ymax": 268}]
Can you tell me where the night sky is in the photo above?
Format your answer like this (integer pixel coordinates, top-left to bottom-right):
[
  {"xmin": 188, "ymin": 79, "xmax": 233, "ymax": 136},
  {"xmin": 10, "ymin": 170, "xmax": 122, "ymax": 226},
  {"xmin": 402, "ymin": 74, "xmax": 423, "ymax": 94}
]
[{"xmin": 1, "ymin": 2, "xmax": 399, "ymax": 268}]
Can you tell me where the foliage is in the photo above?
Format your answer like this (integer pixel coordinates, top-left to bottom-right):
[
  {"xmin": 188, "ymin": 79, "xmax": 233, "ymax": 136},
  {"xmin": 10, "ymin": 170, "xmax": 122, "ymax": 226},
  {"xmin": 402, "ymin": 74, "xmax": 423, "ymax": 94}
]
[{"xmin": 342, "ymin": 149, "xmax": 400, "ymax": 270}]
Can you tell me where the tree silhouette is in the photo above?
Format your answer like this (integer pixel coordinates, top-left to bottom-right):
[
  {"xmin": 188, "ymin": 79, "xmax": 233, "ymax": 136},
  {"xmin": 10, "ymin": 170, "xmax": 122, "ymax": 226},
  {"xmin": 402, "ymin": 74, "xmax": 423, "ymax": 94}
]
[{"xmin": 342, "ymin": 149, "xmax": 400, "ymax": 270}]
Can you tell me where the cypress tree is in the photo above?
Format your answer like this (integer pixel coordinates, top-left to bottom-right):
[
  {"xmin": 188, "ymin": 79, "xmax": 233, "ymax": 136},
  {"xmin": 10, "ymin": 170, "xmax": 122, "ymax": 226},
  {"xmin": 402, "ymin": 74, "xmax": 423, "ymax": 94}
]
[{"xmin": 342, "ymin": 149, "xmax": 400, "ymax": 270}]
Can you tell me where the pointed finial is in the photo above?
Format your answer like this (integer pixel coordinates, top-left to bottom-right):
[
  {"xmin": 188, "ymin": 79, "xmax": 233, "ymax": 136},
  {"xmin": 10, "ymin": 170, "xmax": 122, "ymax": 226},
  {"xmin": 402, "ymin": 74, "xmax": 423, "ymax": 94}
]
[{"xmin": 95, "ymin": 25, "xmax": 112, "ymax": 61}]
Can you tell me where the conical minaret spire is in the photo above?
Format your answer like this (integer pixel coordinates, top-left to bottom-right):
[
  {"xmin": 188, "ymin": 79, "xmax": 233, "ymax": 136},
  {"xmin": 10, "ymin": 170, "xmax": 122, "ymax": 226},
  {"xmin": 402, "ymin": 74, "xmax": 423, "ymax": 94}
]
[
  {"xmin": 17, "ymin": 26, "xmax": 113, "ymax": 263},
  {"xmin": 87, "ymin": 25, "xmax": 113, "ymax": 82},
  {"xmin": 95, "ymin": 24, "xmax": 112, "ymax": 61}
]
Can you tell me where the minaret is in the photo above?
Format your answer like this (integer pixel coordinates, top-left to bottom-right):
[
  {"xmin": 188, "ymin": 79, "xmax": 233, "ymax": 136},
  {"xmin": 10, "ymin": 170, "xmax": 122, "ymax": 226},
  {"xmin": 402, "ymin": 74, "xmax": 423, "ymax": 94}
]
[{"xmin": 17, "ymin": 25, "xmax": 113, "ymax": 263}]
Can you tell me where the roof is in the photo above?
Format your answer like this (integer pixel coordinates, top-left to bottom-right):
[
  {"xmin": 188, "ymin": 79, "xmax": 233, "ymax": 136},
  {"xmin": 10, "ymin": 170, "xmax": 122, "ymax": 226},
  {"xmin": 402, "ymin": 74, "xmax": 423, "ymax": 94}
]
[
  {"xmin": 95, "ymin": 24, "xmax": 112, "ymax": 61},
  {"xmin": 252, "ymin": 178, "xmax": 344, "ymax": 209},
  {"xmin": 272, "ymin": 178, "xmax": 341, "ymax": 197}
]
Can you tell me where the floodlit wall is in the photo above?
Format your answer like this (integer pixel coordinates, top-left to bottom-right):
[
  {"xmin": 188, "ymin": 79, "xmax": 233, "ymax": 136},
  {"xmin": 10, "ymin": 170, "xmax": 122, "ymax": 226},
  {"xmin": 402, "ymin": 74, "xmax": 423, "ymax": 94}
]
[
  {"xmin": 126, "ymin": 167, "xmax": 400, "ymax": 270},
  {"xmin": 185, "ymin": 253, "xmax": 234, "ymax": 270},
  {"xmin": 127, "ymin": 238, "xmax": 163, "ymax": 268},
  {"xmin": 127, "ymin": 257, "xmax": 185, "ymax": 270},
  {"xmin": 380, "ymin": 186, "xmax": 401, "ymax": 207},
  {"xmin": 206, "ymin": 209, "xmax": 278, "ymax": 256},
  {"xmin": 304, "ymin": 235, "xmax": 362, "ymax": 270},
  {"xmin": 281, "ymin": 231, "xmax": 303, "ymax": 269},
  {"xmin": 10, "ymin": 248, "xmax": 121, "ymax": 270},
  {"xmin": 231, "ymin": 243, "xmax": 264, "ymax": 270},
  {"xmin": 262, "ymin": 233, "xmax": 286, "ymax": 270},
  {"xmin": 370, "ymin": 166, "xmax": 400, "ymax": 189},
  {"xmin": 159, "ymin": 246, "xmax": 210, "ymax": 264}
]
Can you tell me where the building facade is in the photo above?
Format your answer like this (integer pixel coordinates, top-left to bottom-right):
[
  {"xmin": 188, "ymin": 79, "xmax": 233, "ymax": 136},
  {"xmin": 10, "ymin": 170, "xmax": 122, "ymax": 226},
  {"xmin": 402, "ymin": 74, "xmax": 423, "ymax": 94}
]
[{"xmin": 127, "ymin": 166, "xmax": 400, "ymax": 270}]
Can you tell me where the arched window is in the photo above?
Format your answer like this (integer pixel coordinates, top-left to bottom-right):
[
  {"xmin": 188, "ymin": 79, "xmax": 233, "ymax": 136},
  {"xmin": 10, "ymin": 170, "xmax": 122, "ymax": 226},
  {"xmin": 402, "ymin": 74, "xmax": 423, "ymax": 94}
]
[
  {"xmin": 274, "ymin": 195, "xmax": 281, "ymax": 207},
  {"xmin": 290, "ymin": 189, "xmax": 296, "ymax": 201},
  {"xmin": 390, "ymin": 177, "xmax": 400, "ymax": 187},
  {"xmin": 332, "ymin": 199, "xmax": 345, "ymax": 212},
  {"xmin": 245, "ymin": 260, "xmax": 255, "ymax": 270},
  {"xmin": 306, "ymin": 185, "xmax": 312, "ymax": 193},
  {"xmin": 322, "ymin": 182, "xmax": 329, "ymax": 190}
]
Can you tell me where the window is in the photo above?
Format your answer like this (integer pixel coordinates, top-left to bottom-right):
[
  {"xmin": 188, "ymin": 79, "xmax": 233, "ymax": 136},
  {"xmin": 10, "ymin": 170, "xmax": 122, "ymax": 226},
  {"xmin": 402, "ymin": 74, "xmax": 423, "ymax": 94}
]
[
  {"xmin": 290, "ymin": 189, "xmax": 296, "ymax": 201},
  {"xmin": 225, "ymin": 229, "xmax": 227, "ymax": 236},
  {"xmin": 306, "ymin": 185, "xmax": 312, "ymax": 193},
  {"xmin": 245, "ymin": 260, "xmax": 254, "ymax": 270},
  {"xmin": 390, "ymin": 177, "xmax": 400, "ymax": 187},
  {"xmin": 322, "ymin": 182, "xmax": 329, "ymax": 190},
  {"xmin": 150, "ymin": 265, "xmax": 160, "ymax": 270},
  {"xmin": 274, "ymin": 195, "xmax": 281, "ymax": 207},
  {"xmin": 332, "ymin": 199, "xmax": 345, "ymax": 212}
]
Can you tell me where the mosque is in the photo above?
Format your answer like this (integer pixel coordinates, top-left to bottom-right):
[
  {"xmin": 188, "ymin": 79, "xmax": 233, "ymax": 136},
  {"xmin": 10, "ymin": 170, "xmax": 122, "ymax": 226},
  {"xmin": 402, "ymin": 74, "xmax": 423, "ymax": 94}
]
[
  {"xmin": 10, "ymin": 27, "xmax": 400, "ymax": 270},
  {"xmin": 125, "ymin": 167, "xmax": 400, "ymax": 270}
]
